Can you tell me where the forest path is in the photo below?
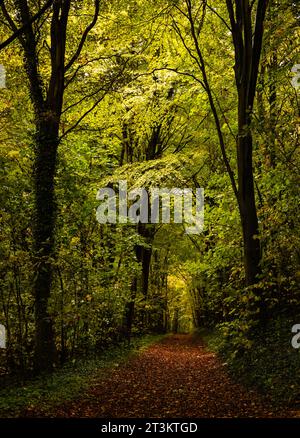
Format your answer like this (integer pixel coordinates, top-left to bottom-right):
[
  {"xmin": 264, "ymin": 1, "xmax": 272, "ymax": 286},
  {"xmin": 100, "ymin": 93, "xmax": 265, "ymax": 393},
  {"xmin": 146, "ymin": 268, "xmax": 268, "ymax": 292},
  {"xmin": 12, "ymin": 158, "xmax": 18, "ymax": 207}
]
[{"xmin": 40, "ymin": 334, "xmax": 290, "ymax": 417}]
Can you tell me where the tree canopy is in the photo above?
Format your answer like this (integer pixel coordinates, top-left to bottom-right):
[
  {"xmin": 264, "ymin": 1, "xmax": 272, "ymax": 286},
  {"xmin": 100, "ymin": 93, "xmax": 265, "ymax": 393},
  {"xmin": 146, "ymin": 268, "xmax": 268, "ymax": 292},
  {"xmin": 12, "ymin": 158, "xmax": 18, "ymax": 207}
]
[{"xmin": 0, "ymin": 0, "xmax": 299, "ymax": 408}]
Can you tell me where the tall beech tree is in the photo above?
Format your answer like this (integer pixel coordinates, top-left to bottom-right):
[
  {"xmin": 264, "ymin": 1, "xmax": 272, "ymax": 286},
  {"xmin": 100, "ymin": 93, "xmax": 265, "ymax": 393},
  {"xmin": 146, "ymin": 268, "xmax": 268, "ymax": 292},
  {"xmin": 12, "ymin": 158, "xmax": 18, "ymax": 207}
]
[
  {"xmin": 2, "ymin": 0, "xmax": 100, "ymax": 373},
  {"xmin": 168, "ymin": 0, "xmax": 269, "ymax": 286},
  {"xmin": 225, "ymin": 0, "xmax": 268, "ymax": 285}
]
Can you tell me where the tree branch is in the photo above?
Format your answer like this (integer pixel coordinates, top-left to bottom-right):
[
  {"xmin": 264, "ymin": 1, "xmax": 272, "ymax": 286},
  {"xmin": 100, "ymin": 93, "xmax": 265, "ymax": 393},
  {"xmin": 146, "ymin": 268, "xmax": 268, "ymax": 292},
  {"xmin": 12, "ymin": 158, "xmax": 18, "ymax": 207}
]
[
  {"xmin": 249, "ymin": 0, "xmax": 269, "ymax": 108},
  {"xmin": 64, "ymin": 0, "xmax": 100, "ymax": 72},
  {"xmin": 0, "ymin": 0, "xmax": 54, "ymax": 51},
  {"xmin": 206, "ymin": 3, "xmax": 232, "ymax": 32},
  {"xmin": 185, "ymin": 0, "xmax": 239, "ymax": 202}
]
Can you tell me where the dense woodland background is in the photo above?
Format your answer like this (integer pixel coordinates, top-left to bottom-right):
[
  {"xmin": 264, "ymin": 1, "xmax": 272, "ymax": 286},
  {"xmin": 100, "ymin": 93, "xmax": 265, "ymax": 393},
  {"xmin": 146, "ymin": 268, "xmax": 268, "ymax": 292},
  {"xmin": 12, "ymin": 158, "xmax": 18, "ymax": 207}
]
[{"xmin": 0, "ymin": 0, "xmax": 299, "ymax": 404}]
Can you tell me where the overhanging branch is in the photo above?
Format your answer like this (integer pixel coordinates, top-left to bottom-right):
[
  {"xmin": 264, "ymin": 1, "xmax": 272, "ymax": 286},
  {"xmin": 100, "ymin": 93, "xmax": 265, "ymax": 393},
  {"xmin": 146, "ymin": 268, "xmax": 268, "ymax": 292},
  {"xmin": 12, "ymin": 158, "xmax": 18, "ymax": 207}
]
[{"xmin": 0, "ymin": 0, "xmax": 54, "ymax": 51}]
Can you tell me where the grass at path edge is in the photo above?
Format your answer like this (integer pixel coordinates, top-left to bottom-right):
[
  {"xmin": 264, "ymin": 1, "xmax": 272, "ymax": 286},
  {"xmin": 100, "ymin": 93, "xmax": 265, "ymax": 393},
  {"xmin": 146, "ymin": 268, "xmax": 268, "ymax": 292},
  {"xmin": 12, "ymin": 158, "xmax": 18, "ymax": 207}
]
[{"xmin": 0, "ymin": 334, "xmax": 166, "ymax": 418}]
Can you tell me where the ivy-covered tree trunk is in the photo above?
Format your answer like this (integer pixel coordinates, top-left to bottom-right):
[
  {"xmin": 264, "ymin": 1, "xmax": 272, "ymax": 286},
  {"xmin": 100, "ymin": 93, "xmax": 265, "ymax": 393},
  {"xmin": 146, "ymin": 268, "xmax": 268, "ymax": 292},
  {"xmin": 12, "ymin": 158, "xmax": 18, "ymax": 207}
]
[
  {"xmin": 10, "ymin": 0, "xmax": 100, "ymax": 373},
  {"xmin": 33, "ymin": 119, "xmax": 59, "ymax": 372},
  {"xmin": 10, "ymin": 0, "xmax": 69, "ymax": 372}
]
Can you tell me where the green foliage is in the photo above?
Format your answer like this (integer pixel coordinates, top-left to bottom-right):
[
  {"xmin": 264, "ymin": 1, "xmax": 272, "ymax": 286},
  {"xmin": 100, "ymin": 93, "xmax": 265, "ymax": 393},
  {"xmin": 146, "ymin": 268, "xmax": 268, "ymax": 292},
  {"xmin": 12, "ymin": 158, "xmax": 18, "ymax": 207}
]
[
  {"xmin": 0, "ymin": 0, "xmax": 299, "ymax": 408},
  {"xmin": 203, "ymin": 318, "xmax": 300, "ymax": 404}
]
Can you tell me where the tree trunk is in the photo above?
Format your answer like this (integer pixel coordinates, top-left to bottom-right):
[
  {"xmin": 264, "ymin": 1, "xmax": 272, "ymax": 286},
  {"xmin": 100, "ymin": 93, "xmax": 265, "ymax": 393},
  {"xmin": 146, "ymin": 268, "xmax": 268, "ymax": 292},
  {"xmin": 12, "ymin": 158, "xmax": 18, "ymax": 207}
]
[
  {"xmin": 9, "ymin": 0, "xmax": 100, "ymax": 373},
  {"xmin": 226, "ymin": 0, "xmax": 269, "ymax": 285},
  {"xmin": 237, "ymin": 131, "xmax": 261, "ymax": 285},
  {"xmin": 124, "ymin": 277, "xmax": 137, "ymax": 344},
  {"xmin": 183, "ymin": 0, "xmax": 268, "ymax": 287},
  {"xmin": 33, "ymin": 120, "xmax": 59, "ymax": 372},
  {"xmin": 139, "ymin": 224, "xmax": 154, "ymax": 297},
  {"xmin": 172, "ymin": 308, "xmax": 179, "ymax": 334}
]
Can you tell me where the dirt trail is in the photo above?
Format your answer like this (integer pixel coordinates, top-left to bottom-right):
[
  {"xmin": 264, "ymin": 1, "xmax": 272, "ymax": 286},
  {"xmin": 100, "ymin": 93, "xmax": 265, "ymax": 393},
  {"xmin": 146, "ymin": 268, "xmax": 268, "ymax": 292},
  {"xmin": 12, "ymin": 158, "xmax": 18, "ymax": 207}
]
[{"xmin": 30, "ymin": 334, "xmax": 292, "ymax": 418}]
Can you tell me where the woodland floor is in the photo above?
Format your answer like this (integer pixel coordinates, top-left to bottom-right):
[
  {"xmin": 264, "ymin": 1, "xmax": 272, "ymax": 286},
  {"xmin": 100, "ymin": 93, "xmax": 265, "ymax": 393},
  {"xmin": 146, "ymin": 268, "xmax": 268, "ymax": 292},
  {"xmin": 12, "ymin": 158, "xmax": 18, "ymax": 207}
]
[{"xmin": 22, "ymin": 334, "xmax": 297, "ymax": 418}]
